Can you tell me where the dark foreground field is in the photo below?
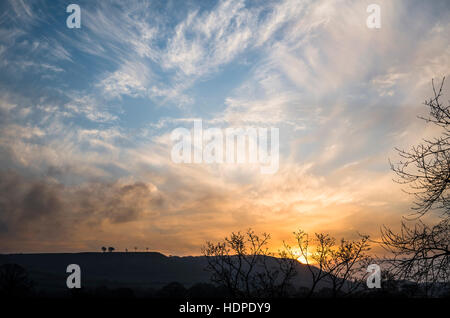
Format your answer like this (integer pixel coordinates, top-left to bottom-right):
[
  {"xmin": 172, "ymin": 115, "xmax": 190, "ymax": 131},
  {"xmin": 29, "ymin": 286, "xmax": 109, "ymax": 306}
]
[
  {"xmin": 0, "ymin": 252, "xmax": 327, "ymax": 298},
  {"xmin": 1, "ymin": 252, "xmax": 448, "ymax": 300}
]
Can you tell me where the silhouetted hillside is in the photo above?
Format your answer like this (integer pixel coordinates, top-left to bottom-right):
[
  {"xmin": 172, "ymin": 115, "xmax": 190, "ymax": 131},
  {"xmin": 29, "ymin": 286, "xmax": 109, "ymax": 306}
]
[{"xmin": 0, "ymin": 252, "xmax": 327, "ymax": 296}]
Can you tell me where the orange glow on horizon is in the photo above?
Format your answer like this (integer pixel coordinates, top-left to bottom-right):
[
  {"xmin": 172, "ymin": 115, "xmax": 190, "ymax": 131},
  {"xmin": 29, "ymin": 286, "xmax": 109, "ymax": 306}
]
[{"xmin": 297, "ymin": 255, "xmax": 308, "ymax": 264}]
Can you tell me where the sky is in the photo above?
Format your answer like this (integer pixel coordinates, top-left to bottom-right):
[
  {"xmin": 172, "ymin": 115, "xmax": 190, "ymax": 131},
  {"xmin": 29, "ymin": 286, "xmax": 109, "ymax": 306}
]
[{"xmin": 0, "ymin": 0, "xmax": 449, "ymax": 255}]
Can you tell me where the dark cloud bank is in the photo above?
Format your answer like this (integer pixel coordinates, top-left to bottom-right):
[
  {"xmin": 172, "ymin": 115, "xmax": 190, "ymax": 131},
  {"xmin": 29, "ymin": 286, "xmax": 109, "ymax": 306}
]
[{"xmin": 0, "ymin": 170, "xmax": 164, "ymax": 250}]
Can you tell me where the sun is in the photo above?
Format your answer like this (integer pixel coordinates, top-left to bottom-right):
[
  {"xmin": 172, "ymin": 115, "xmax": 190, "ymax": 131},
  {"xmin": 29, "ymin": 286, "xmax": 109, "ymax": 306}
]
[
  {"xmin": 290, "ymin": 248, "xmax": 311, "ymax": 264},
  {"xmin": 296, "ymin": 255, "xmax": 308, "ymax": 264}
]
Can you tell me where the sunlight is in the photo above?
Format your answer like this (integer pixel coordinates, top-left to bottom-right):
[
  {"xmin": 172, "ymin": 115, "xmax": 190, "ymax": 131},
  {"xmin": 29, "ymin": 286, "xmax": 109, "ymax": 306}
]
[{"xmin": 297, "ymin": 255, "xmax": 308, "ymax": 264}]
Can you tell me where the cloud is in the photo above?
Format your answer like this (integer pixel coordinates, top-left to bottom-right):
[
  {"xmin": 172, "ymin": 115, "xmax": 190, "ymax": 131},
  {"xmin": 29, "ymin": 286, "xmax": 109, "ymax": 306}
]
[
  {"xmin": 64, "ymin": 94, "xmax": 118, "ymax": 123},
  {"xmin": 162, "ymin": 0, "xmax": 255, "ymax": 76},
  {"xmin": 6, "ymin": 0, "xmax": 38, "ymax": 26},
  {"xmin": 81, "ymin": 0, "xmax": 158, "ymax": 60},
  {"xmin": 0, "ymin": 171, "xmax": 164, "ymax": 250},
  {"xmin": 97, "ymin": 61, "xmax": 151, "ymax": 99},
  {"xmin": 1, "ymin": 0, "xmax": 450, "ymax": 255}
]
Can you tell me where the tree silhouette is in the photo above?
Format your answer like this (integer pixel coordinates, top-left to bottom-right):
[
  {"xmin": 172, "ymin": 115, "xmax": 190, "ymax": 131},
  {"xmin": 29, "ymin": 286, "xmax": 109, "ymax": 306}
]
[
  {"xmin": 390, "ymin": 77, "xmax": 450, "ymax": 217},
  {"xmin": 293, "ymin": 230, "xmax": 371, "ymax": 297},
  {"xmin": 0, "ymin": 264, "xmax": 33, "ymax": 297},
  {"xmin": 202, "ymin": 229, "xmax": 297, "ymax": 298},
  {"xmin": 381, "ymin": 220, "xmax": 449, "ymax": 292},
  {"xmin": 108, "ymin": 246, "xmax": 115, "ymax": 253},
  {"xmin": 134, "ymin": 246, "xmax": 138, "ymax": 252},
  {"xmin": 384, "ymin": 78, "xmax": 450, "ymax": 293},
  {"xmin": 101, "ymin": 246, "xmax": 107, "ymax": 253},
  {"xmin": 327, "ymin": 236, "xmax": 372, "ymax": 296}
]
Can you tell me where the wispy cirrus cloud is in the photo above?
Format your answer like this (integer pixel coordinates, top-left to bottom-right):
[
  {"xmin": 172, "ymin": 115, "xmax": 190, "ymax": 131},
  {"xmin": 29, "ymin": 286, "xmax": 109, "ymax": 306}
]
[{"xmin": 1, "ymin": 0, "xmax": 450, "ymax": 254}]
